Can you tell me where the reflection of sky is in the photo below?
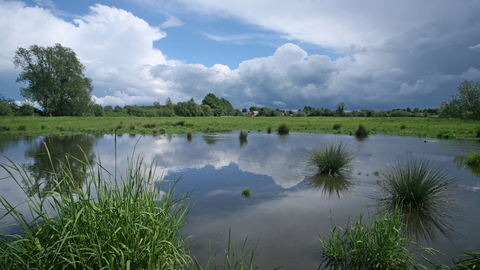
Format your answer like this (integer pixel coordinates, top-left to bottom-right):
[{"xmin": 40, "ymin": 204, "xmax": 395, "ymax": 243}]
[{"xmin": 1, "ymin": 133, "xmax": 480, "ymax": 267}]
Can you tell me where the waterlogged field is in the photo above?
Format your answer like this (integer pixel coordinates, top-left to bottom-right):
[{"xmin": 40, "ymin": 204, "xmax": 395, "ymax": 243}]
[
  {"xmin": 1, "ymin": 116, "xmax": 479, "ymax": 140},
  {"xmin": 1, "ymin": 132, "xmax": 480, "ymax": 268}
]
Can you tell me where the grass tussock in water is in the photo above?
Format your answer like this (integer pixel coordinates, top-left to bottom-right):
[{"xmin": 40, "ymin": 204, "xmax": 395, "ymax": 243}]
[
  {"xmin": 377, "ymin": 157, "xmax": 457, "ymax": 210},
  {"xmin": 277, "ymin": 123, "xmax": 290, "ymax": 134},
  {"xmin": 466, "ymin": 151, "xmax": 480, "ymax": 167},
  {"xmin": 0, "ymin": 143, "xmax": 192, "ymax": 269},
  {"xmin": 318, "ymin": 206, "xmax": 423, "ymax": 269},
  {"xmin": 355, "ymin": 123, "xmax": 369, "ymax": 138},
  {"xmin": 239, "ymin": 130, "xmax": 248, "ymax": 140},
  {"xmin": 241, "ymin": 188, "xmax": 251, "ymax": 198},
  {"xmin": 306, "ymin": 140, "xmax": 354, "ymax": 176}
]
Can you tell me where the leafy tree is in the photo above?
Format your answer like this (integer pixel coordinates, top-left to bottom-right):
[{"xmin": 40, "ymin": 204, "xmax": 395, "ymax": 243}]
[
  {"xmin": 242, "ymin": 108, "xmax": 248, "ymax": 113},
  {"xmin": 201, "ymin": 105, "xmax": 213, "ymax": 116},
  {"xmin": 234, "ymin": 108, "xmax": 243, "ymax": 116},
  {"xmin": 303, "ymin": 106, "xmax": 315, "ymax": 115},
  {"xmin": 92, "ymin": 104, "xmax": 104, "ymax": 117},
  {"xmin": 0, "ymin": 94, "xmax": 18, "ymax": 116},
  {"xmin": 114, "ymin": 105, "xmax": 123, "ymax": 112},
  {"xmin": 249, "ymin": 106, "xmax": 259, "ymax": 112},
  {"xmin": 103, "ymin": 105, "xmax": 113, "ymax": 112},
  {"xmin": 441, "ymin": 80, "xmax": 480, "ymax": 119},
  {"xmin": 15, "ymin": 104, "xmax": 36, "ymax": 116},
  {"xmin": 14, "ymin": 44, "xmax": 94, "ymax": 116},
  {"xmin": 202, "ymin": 93, "xmax": 234, "ymax": 116},
  {"xmin": 165, "ymin": 97, "xmax": 173, "ymax": 109},
  {"xmin": 336, "ymin": 102, "xmax": 345, "ymax": 116}
]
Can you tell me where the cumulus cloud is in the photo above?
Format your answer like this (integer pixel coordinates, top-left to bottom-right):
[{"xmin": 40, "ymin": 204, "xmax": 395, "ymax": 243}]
[
  {"xmin": 470, "ymin": 44, "xmax": 480, "ymax": 51},
  {"xmin": 160, "ymin": 13, "xmax": 184, "ymax": 28}
]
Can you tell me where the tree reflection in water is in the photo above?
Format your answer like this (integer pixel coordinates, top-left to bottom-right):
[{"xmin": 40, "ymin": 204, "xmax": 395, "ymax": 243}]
[
  {"xmin": 23, "ymin": 135, "xmax": 99, "ymax": 197},
  {"xmin": 303, "ymin": 173, "xmax": 354, "ymax": 199}
]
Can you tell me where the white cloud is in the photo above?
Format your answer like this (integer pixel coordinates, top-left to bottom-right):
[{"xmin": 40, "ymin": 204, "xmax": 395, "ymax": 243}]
[
  {"xmin": 160, "ymin": 14, "xmax": 184, "ymax": 28},
  {"xmin": 469, "ymin": 44, "xmax": 480, "ymax": 51},
  {"xmin": 273, "ymin": 101, "xmax": 286, "ymax": 107}
]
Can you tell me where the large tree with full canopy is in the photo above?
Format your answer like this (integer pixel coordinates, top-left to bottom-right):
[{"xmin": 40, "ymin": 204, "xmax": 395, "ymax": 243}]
[{"xmin": 14, "ymin": 43, "xmax": 93, "ymax": 116}]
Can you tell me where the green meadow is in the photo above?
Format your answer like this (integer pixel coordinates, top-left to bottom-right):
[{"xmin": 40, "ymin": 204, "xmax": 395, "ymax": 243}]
[{"xmin": 1, "ymin": 116, "xmax": 479, "ymax": 140}]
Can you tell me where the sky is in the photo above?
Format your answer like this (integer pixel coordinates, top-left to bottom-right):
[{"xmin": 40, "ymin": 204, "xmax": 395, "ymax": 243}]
[{"xmin": 1, "ymin": 0, "xmax": 480, "ymax": 111}]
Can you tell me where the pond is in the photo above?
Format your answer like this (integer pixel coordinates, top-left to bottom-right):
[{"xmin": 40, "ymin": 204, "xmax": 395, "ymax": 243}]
[{"xmin": 1, "ymin": 132, "xmax": 480, "ymax": 269}]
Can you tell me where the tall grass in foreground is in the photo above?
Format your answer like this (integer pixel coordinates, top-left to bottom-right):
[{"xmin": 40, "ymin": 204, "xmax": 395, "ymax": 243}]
[
  {"xmin": 377, "ymin": 157, "xmax": 458, "ymax": 210},
  {"xmin": 0, "ymin": 143, "xmax": 192, "ymax": 269},
  {"xmin": 306, "ymin": 140, "xmax": 354, "ymax": 175},
  {"xmin": 318, "ymin": 206, "xmax": 424, "ymax": 269}
]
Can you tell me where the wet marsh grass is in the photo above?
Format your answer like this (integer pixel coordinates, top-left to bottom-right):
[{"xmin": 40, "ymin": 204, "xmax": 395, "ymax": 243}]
[
  {"xmin": 0, "ymin": 116, "xmax": 479, "ymax": 140},
  {"xmin": 466, "ymin": 151, "xmax": 480, "ymax": 167},
  {"xmin": 306, "ymin": 140, "xmax": 354, "ymax": 175},
  {"xmin": 332, "ymin": 123, "xmax": 342, "ymax": 130},
  {"xmin": 0, "ymin": 144, "xmax": 192, "ymax": 269},
  {"xmin": 241, "ymin": 188, "xmax": 251, "ymax": 198},
  {"xmin": 277, "ymin": 123, "xmax": 290, "ymax": 134},
  {"xmin": 355, "ymin": 123, "xmax": 369, "ymax": 138},
  {"xmin": 377, "ymin": 157, "xmax": 458, "ymax": 210},
  {"xmin": 318, "ymin": 206, "xmax": 423, "ymax": 269},
  {"xmin": 239, "ymin": 130, "xmax": 248, "ymax": 140}
]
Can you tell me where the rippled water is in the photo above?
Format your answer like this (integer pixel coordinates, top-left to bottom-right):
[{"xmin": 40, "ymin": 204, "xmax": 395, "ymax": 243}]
[{"xmin": 1, "ymin": 132, "xmax": 479, "ymax": 269}]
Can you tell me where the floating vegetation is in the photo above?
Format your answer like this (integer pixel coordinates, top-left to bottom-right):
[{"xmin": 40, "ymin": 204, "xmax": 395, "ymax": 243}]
[
  {"xmin": 241, "ymin": 188, "xmax": 251, "ymax": 198},
  {"xmin": 377, "ymin": 156, "xmax": 457, "ymax": 210},
  {"xmin": 306, "ymin": 140, "xmax": 354, "ymax": 176},
  {"xmin": 277, "ymin": 123, "xmax": 290, "ymax": 134}
]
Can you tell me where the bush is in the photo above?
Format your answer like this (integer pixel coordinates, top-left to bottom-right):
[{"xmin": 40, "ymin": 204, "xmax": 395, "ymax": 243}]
[
  {"xmin": 187, "ymin": 131, "xmax": 193, "ymax": 140},
  {"xmin": 332, "ymin": 123, "xmax": 342, "ymax": 130},
  {"xmin": 318, "ymin": 206, "xmax": 421, "ymax": 269},
  {"xmin": 277, "ymin": 123, "xmax": 290, "ymax": 134},
  {"xmin": 400, "ymin": 124, "xmax": 406, "ymax": 129},
  {"xmin": 355, "ymin": 124, "xmax": 369, "ymax": 138},
  {"xmin": 267, "ymin": 126, "xmax": 272, "ymax": 134},
  {"xmin": 1, "ymin": 125, "xmax": 11, "ymax": 131},
  {"xmin": 17, "ymin": 125, "xmax": 27, "ymax": 131},
  {"xmin": 306, "ymin": 140, "xmax": 354, "ymax": 175},
  {"xmin": 41, "ymin": 124, "xmax": 47, "ymax": 130},
  {"xmin": 0, "ymin": 147, "xmax": 191, "ymax": 269},
  {"xmin": 128, "ymin": 123, "xmax": 136, "ymax": 130},
  {"xmin": 142, "ymin": 122, "xmax": 156, "ymax": 128},
  {"xmin": 377, "ymin": 157, "xmax": 457, "ymax": 210},
  {"xmin": 57, "ymin": 125, "xmax": 65, "ymax": 131},
  {"xmin": 159, "ymin": 128, "xmax": 167, "ymax": 134},
  {"xmin": 239, "ymin": 130, "xmax": 248, "ymax": 140},
  {"xmin": 172, "ymin": 121, "xmax": 185, "ymax": 126}
]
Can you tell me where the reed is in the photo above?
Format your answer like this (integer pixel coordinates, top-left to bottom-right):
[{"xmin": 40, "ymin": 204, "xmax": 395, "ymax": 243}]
[
  {"xmin": 239, "ymin": 130, "xmax": 248, "ymax": 140},
  {"xmin": 0, "ymin": 143, "xmax": 192, "ymax": 269},
  {"xmin": 377, "ymin": 157, "xmax": 457, "ymax": 210},
  {"xmin": 277, "ymin": 123, "xmax": 290, "ymax": 134},
  {"xmin": 466, "ymin": 152, "xmax": 480, "ymax": 167},
  {"xmin": 306, "ymin": 140, "xmax": 354, "ymax": 175},
  {"xmin": 355, "ymin": 123, "xmax": 369, "ymax": 138},
  {"xmin": 318, "ymin": 206, "xmax": 421, "ymax": 269}
]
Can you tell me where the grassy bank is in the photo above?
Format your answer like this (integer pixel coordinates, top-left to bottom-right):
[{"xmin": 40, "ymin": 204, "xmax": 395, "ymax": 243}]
[{"xmin": 1, "ymin": 116, "xmax": 479, "ymax": 140}]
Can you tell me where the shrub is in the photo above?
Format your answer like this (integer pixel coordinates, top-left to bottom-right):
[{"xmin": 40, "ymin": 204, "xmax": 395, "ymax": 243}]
[
  {"xmin": 239, "ymin": 130, "xmax": 248, "ymax": 140},
  {"xmin": 241, "ymin": 188, "xmax": 251, "ymax": 198},
  {"xmin": 466, "ymin": 152, "xmax": 480, "ymax": 167},
  {"xmin": 267, "ymin": 126, "xmax": 272, "ymax": 133},
  {"xmin": 318, "ymin": 206, "xmax": 421, "ymax": 269},
  {"xmin": 142, "ymin": 122, "xmax": 156, "ymax": 128},
  {"xmin": 400, "ymin": 124, "xmax": 406, "ymax": 129},
  {"xmin": 128, "ymin": 123, "xmax": 136, "ymax": 130},
  {"xmin": 377, "ymin": 157, "xmax": 457, "ymax": 210},
  {"xmin": 187, "ymin": 131, "xmax": 193, "ymax": 140},
  {"xmin": 307, "ymin": 140, "xmax": 354, "ymax": 175},
  {"xmin": 41, "ymin": 124, "xmax": 47, "ymax": 130},
  {"xmin": 0, "ymin": 147, "xmax": 191, "ymax": 269},
  {"xmin": 57, "ymin": 125, "xmax": 65, "ymax": 131},
  {"xmin": 159, "ymin": 128, "xmax": 167, "ymax": 134},
  {"xmin": 17, "ymin": 125, "xmax": 27, "ymax": 131},
  {"xmin": 355, "ymin": 124, "xmax": 369, "ymax": 138},
  {"xmin": 332, "ymin": 123, "xmax": 342, "ymax": 130},
  {"xmin": 115, "ymin": 124, "xmax": 122, "ymax": 130},
  {"xmin": 172, "ymin": 121, "xmax": 185, "ymax": 126},
  {"xmin": 277, "ymin": 123, "xmax": 290, "ymax": 134},
  {"xmin": 1, "ymin": 125, "xmax": 11, "ymax": 131}
]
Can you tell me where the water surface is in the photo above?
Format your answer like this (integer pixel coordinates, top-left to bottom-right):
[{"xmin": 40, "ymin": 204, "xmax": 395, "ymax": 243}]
[{"xmin": 1, "ymin": 132, "xmax": 479, "ymax": 269}]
